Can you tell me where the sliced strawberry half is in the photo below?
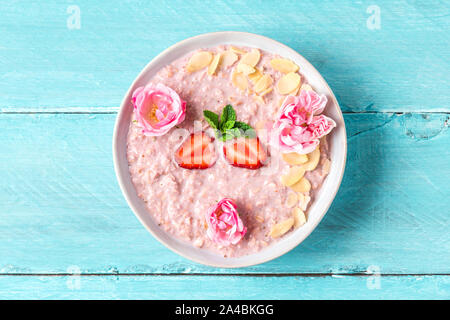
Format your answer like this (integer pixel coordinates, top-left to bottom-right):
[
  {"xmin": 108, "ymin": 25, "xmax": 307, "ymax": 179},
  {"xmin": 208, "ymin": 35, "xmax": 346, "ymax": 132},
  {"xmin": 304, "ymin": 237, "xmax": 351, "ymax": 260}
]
[
  {"xmin": 175, "ymin": 132, "xmax": 216, "ymax": 169},
  {"xmin": 223, "ymin": 137, "xmax": 267, "ymax": 169}
]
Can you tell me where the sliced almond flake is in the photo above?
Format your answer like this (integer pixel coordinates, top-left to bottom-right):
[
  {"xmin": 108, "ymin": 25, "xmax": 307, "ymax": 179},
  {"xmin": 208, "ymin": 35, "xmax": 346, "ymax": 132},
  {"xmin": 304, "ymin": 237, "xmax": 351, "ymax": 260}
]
[
  {"xmin": 276, "ymin": 72, "xmax": 301, "ymax": 94},
  {"xmin": 221, "ymin": 50, "xmax": 238, "ymax": 68},
  {"xmin": 248, "ymin": 68, "xmax": 263, "ymax": 84},
  {"xmin": 304, "ymin": 146, "xmax": 320, "ymax": 171},
  {"xmin": 286, "ymin": 192, "xmax": 298, "ymax": 208},
  {"xmin": 230, "ymin": 46, "xmax": 247, "ymax": 55},
  {"xmin": 322, "ymin": 158, "xmax": 331, "ymax": 175},
  {"xmin": 300, "ymin": 83, "xmax": 313, "ymax": 92},
  {"xmin": 298, "ymin": 193, "xmax": 311, "ymax": 211},
  {"xmin": 232, "ymin": 71, "xmax": 248, "ymax": 91},
  {"xmin": 254, "ymin": 95, "xmax": 265, "ymax": 105},
  {"xmin": 280, "ymin": 166, "xmax": 305, "ymax": 187},
  {"xmin": 207, "ymin": 53, "xmax": 221, "ymax": 76},
  {"xmin": 303, "ymin": 194, "xmax": 311, "ymax": 210},
  {"xmin": 254, "ymin": 74, "xmax": 273, "ymax": 93},
  {"xmin": 186, "ymin": 51, "xmax": 213, "ymax": 73},
  {"xmin": 290, "ymin": 177, "xmax": 311, "ymax": 193},
  {"xmin": 270, "ymin": 58, "xmax": 299, "ymax": 73},
  {"xmin": 255, "ymin": 215, "xmax": 264, "ymax": 223},
  {"xmin": 297, "ymin": 192, "xmax": 305, "ymax": 210},
  {"xmin": 288, "ymin": 83, "xmax": 301, "ymax": 96},
  {"xmin": 236, "ymin": 63, "xmax": 256, "ymax": 75},
  {"xmin": 269, "ymin": 218, "xmax": 294, "ymax": 238},
  {"xmin": 282, "ymin": 152, "xmax": 308, "ymax": 165},
  {"xmin": 292, "ymin": 207, "xmax": 306, "ymax": 228},
  {"xmin": 259, "ymin": 87, "xmax": 273, "ymax": 97},
  {"xmin": 240, "ymin": 48, "xmax": 261, "ymax": 67}
]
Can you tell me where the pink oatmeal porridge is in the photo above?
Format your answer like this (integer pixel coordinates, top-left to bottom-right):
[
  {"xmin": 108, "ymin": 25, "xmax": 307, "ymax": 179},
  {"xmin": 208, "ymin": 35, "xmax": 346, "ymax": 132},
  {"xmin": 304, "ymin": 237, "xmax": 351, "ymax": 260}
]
[{"xmin": 126, "ymin": 45, "xmax": 336, "ymax": 257}]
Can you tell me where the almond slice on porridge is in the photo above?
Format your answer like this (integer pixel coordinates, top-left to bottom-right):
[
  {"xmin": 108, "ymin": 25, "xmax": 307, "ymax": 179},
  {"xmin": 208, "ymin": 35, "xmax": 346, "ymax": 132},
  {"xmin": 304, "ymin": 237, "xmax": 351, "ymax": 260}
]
[
  {"xmin": 230, "ymin": 46, "xmax": 247, "ymax": 55},
  {"xmin": 240, "ymin": 48, "xmax": 261, "ymax": 67},
  {"xmin": 248, "ymin": 68, "xmax": 263, "ymax": 84},
  {"xmin": 221, "ymin": 50, "xmax": 238, "ymax": 68},
  {"xmin": 303, "ymin": 146, "xmax": 321, "ymax": 171},
  {"xmin": 282, "ymin": 152, "xmax": 308, "ymax": 165},
  {"xmin": 270, "ymin": 58, "xmax": 299, "ymax": 73},
  {"xmin": 281, "ymin": 166, "xmax": 306, "ymax": 186},
  {"xmin": 236, "ymin": 63, "xmax": 256, "ymax": 75},
  {"xmin": 208, "ymin": 53, "xmax": 222, "ymax": 76},
  {"xmin": 254, "ymin": 74, "xmax": 273, "ymax": 93},
  {"xmin": 232, "ymin": 71, "xmax": 248, "ymax": 91},
  {"xmin": 269, "ymin": 218, "xmax": 294, "ymax": 238},
  {"xmin": 254, "ymin": 95, "xmax": 265, "ymax": 105},
  {"xmin": 186, "ymin": 51, "xmax": 213, "ymax": 73},
  {"xmin": 288, "ymin": 83, "xmax": 301, "ymax": 96},
  {"xmin": 292, "ymin": 207, "xmax": 306, "ymax": 228},
  {"xmin": 290, "ymin": 177, "xmax": 311, "ymax": 193},
  {"xmin": 259, "ymin": 87, "xmax": 273, "ymax": 97},
  {"xmin": 286, "ymin": 192, "xmax": 298, "ymax": 208},
  {"xmin": 300, "ymin": 83, "xmax": 313, "ymax": 92},
  {"xmin": 276, "ymin": 72, "xmax": 301, "ymax": 94}
]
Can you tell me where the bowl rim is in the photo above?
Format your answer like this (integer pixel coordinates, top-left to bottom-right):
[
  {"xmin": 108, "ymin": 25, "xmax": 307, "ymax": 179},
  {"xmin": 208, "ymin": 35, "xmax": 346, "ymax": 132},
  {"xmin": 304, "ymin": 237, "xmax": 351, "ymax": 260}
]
[{"xmin": 113, "ymin": 31, "xmax": 347, "ymax": 268}]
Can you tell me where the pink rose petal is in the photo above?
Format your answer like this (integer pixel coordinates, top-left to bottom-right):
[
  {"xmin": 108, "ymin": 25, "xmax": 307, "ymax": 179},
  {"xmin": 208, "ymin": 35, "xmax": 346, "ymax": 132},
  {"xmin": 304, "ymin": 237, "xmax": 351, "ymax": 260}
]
[
  {"xmin": 131, "ymin": 83, "xmax": 186, "ymax": 136},
  {"xmin": 205, "ymin": 198, "xmax": 247, "ymax": 246}
]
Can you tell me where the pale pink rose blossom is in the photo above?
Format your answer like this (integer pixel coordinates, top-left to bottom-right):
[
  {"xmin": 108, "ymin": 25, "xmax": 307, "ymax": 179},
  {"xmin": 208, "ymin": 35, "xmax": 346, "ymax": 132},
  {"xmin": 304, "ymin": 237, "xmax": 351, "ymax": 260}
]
[
  {"xmin": 272, "ymin": 90, "xmax": 336, "ymax": 154},
  {"xmin": 272, "ymin": 121, "xmax": 320, "ymax": 154},
  {"xmin": 309, "ymin": 115, "xmax": 336, "ymax": 139},
  {"xmin": 279, "ymin": 91, "xmax": 327, "ymax": 125},
  {"xmin": 132, "ymin": 83, "xmax": 186, "ymax": 136},
  {"xmin": 205, "ymin": 198, "xmax": 247, "ymax": 246}
]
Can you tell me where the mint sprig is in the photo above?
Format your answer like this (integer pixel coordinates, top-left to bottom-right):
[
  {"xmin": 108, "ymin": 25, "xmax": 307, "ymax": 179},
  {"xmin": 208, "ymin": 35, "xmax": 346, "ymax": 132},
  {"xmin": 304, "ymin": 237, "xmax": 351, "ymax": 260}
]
[
  {"xmin": 203, "ymin": 105, "xmax": 255, "ymax": 141},
  {"xmin": 203, "ymin": 110, "xmax": 219, "ymax": 129}
]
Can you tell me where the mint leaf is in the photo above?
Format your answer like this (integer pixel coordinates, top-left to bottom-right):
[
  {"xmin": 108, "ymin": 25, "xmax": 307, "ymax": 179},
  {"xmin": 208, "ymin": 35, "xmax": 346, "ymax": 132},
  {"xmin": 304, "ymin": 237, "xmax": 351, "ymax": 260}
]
[
  {"xmin": 203, "ymin": 110, "xmax": 219, "ymax": 129},
  {"xmin": 222, "ymin": 128, "xmax": 243, "ymax": 141},
  {"xmin": 205, "ymin": 104, "xmax": 255, "ymax": 141},
  {"xmin": 235, "ymin": 121, "xmax": 256, "ymax": 138},
  {"xmin": 222, "ymin": 120, "xmax": 235, "ymax": 130},
  {"xmin": 243, "ymin": 128, "xmax": 257, "ymax": 138},
  {"xmin": 221, "ymin": 133, "xmax": 235, "ymax": 142},
  {"xmin": 234, "ymin": 121, "xmax": 252, "ymax": 131},
  {"xmin": 220, "ymin": 105, "xmax": 236, "ymax": 129},
  {"xmin": 229, "ymin": 127, "xmax": 243, "ymax": 137}
]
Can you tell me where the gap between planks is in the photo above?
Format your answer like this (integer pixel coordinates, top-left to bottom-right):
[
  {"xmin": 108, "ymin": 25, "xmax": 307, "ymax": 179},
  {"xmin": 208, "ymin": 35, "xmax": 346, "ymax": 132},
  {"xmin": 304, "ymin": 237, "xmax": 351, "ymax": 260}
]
[{"xmin": 0, "ymin": 273, "xmax": 449, "ymax": 277}]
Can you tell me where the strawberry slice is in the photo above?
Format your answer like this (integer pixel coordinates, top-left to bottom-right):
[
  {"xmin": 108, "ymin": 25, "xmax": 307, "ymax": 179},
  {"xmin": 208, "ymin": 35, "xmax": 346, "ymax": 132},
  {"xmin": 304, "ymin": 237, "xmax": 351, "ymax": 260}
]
[
  {"xmin": 175, "ymin": 132, "xmax": 216, "ymax": 169},
  {"xmin": 223, "ymin": 137, "xmax": 267, "ymax": 169}
]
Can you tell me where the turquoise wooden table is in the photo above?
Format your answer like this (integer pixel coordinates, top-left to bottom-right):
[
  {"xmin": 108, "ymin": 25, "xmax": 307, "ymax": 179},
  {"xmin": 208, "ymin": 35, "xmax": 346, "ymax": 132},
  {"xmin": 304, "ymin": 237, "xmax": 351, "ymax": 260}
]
[{"xmin": 0, "ymin": 0, "xmax": 449, "ymax": 299}]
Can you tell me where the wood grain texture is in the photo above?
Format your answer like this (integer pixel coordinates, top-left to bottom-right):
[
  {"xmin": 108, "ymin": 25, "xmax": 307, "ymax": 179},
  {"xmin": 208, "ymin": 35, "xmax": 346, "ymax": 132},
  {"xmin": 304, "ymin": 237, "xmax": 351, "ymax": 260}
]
[
  {"xmin": 0, "ymin": 113, "xmax": 448, "ymax": 275},
  {"xmin": 0, "ymin": 0, "xmax": 449, "ymax": 112},
  {"xmin": 1, "ymin": 0, "xmax": 449, "ymax": 299},
  {"xmin": 0, "ymin": 275, "xmax": 448, "ymax": 299}
]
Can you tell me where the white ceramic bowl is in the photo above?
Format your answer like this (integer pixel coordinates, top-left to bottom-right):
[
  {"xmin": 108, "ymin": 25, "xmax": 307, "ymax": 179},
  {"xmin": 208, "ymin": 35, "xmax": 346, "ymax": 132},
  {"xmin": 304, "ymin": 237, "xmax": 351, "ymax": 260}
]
[{"xmin": 113, "ymin": 31, "xmax": 347, "ymax": 268}]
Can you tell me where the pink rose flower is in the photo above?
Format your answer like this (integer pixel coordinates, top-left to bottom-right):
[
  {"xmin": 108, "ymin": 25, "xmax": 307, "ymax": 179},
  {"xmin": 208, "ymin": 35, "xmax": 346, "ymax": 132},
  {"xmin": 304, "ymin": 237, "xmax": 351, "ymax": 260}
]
[
  {"xmin": 271, "ymin": 90, "xmax": 336, "ymax": 154},
  {"xmin": 309, "ymin": 114, "xmax": 336, "ymax": 139},
  {"xmin": 279, "ymin": 91, "xmax": 327, "ymax": 125},
  {"xmin": 132, "ymin": 83, "xmax": 186, "ymax": 136},
  {"xmin": 272, "ymin": 121, "xmax": 320, "ymax": 154},
  {"xmin": 205, "ymin": 198, "xmax": 247, "ymax": 246}
]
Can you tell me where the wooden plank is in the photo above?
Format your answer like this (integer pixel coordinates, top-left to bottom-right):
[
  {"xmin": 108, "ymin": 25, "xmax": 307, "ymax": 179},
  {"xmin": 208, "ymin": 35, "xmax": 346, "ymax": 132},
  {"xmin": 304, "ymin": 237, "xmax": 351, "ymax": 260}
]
[
  {"xmin": 0, "ymin": 275, "xmax": 448, "ymax": 299},
  {"xmin": 0, "ymin": 112, "xmax": 448, "ymax": 274},
  {"xmin": 0, "ymin": 0, "xmax": 449, "ymax": 112}
]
